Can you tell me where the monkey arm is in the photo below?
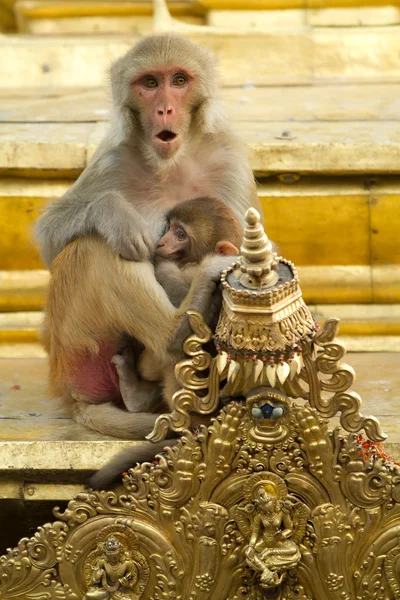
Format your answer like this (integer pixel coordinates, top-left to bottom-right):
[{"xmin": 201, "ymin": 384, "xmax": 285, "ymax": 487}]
[
  {"xmin": 36, "ymin": 191, "xmax": 153, "ymax": 266},
  {"xmin": 35, "ymin": 147, "xmax": 154, "ymax": 265},
  {"xmin": 167, "ymin": 255, "xmax": 234, "ymax": 354},
  {"xmin": 87, "ymin": 191, "xmax": 154, "ymax": 263},
  {"xmin": 155, "ymin": 261, "xmax": 194, "ymax": 308},
  {"xmin": 35, "ymin": 191, "xmax": 91, "ymax": 267}
]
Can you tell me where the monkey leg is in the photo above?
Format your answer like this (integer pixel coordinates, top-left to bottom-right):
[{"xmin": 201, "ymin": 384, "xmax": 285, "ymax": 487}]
[
  {"xmin": 111, "ymin": 349, "xmax": 162, "ymax": 413},
  {"xmin": 70, "ymin": 396, "xmax": 164, "ymax": 440},
  {"xmin": 162, "ymin": 364, "xmax": 180, "ymax": 408},
  {"xmin": 138, "ymin": 349, "xmax": 164, "ymax": 382}
]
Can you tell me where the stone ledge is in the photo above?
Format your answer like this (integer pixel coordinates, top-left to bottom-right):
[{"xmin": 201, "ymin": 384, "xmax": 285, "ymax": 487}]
[
  {"xmin": 2, "ymin": 29, "xmax": 400, "ymax": 88},
  {"xmin": 0, "ymin": 351, "xmax": 399, "ymax": 498},
  {"xmin": 1, "ymin": 120, "xmax": 400, "ymax": 175}
]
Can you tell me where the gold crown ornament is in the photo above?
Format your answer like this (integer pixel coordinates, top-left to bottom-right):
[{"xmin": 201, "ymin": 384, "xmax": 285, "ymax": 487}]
[{"xmin": 214, "ymin": 208, "xmax": 317, "ymax": 396}]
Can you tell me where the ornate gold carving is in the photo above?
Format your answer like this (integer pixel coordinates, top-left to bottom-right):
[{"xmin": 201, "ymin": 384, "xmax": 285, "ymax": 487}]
[
  {"xmin": 216, "ymin": 288, "xmax": 315, "ymax": 352},
  {"xmin": 305, "ymin": 317, "xmax": 385, "ymax": 442},
  {"xmin": 1, "ymin": 208, "xmax": 399, "ymax": 598},
  {"xmin": 2, "ymin": 399, "xmax": 400, "ymax": 599},
  {"xmin": 148, "ymin": 309, "xmax": 385, "ymax": 445},
  {"xmin": 150, "ymin": 210, "xmax": 385, "ymax": 445}
]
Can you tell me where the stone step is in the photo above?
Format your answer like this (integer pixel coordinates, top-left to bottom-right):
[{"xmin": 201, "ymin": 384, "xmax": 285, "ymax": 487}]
[
  {"xmin": 14, "ymin": 1, "xmax": 204, "ymax": 34},
  {"xmin": 1, "ymin": 83, "xmax": 400, "ymax": 176},
  {"xmin": 2, "ymin": 28, "xmax": 400, "ymax": 88},
  {"xmin": 11, "ymin": 3, "xmax": 400, "ymax": 34},
  {"xmin": 2, "ymin": 119, "xmax": 400, "ymax": 177},
  {"xmin": 2, "ymin": 265, "xmax": 400, "ymax": 311},
  {"xmin": 0, "ymin": 349, "xmax": 398, "ymax": 499},
  {"xmin": 3, "ymin": 83, "xmax": 400, "ymax": 122},
  {"xmin": 3, "ymin": 306, "xmax": 400, "ymax": 345},
  {"xmin": 1, "ymin": 176, "xmax": 399, "ymax": 303},
  {"xmin": 198, "ymin": 0, "xmax": 400, "ymax": 8},
  {"xmin": 209, "ymin": 6, "xmax": 400, "ymax": 29}
]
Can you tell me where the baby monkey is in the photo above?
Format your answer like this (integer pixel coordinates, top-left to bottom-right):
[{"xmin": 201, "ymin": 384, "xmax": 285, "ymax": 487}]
[
  {"xmin": 111, "ymin": 196, "xmax": 242, "ymax": 411},
  {"xmin": 90, "ymin": 197, "xmax": 242, "ymax": 489}
]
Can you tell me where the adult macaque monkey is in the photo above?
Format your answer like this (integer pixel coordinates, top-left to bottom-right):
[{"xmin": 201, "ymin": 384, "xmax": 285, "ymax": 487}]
[{"xmin": 37, "ymin": 34, "xmax": 261, "ymax": 438}]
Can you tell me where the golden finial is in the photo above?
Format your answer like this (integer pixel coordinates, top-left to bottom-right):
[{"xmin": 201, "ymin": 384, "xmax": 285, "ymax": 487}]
[{"xmin": 238, "ymin": 208, "xmax": 279, "ymax": 289}]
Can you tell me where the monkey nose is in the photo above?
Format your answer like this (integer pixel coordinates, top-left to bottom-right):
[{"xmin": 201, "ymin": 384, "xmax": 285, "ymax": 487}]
[{"xmin": 157, "ymin": 107, "xmax": 173, "ymax": 116}]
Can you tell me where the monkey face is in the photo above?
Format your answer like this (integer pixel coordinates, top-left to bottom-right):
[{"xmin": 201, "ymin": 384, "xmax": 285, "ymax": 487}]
[
  {"xmin": 131, "ymin": 68, "xmax": 196, "ymax": 160},
  {"xmin": 156, "ymin": 221, "xmax": 189, "ymax": 261}
]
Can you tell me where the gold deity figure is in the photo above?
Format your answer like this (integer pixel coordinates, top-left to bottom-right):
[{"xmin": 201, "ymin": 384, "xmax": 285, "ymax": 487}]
[
  {"xmin": 235, "ymin": 473, "xmax": 308, "ymax": 589},
  {"xmin": 245, "ymin": 487, "xmax": 301, "ymax": 587},
  {"xmin": 84, "ymin": 535, "xmax": 140, "ymax": 600}
]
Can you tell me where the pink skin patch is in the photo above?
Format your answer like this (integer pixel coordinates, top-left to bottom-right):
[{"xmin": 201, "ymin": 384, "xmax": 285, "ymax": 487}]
[
  {"xmin": 130, "ymin": 68, "xmax": 195, "ymax": 149},
  {"xmin": 72, "ymin": 342, "xmax": 122, "ymax": 404}
]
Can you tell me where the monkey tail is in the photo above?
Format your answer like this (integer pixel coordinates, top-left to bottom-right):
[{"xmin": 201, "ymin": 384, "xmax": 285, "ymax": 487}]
[{"xmin": 88, "ymin": 439, "xmax": 177, "ymax": 490}]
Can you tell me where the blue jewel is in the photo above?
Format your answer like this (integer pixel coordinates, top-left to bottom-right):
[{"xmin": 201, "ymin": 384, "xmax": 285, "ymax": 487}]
[{"xmin": 261, "ymin": 404, "xmax": 274, "ymax": 418}]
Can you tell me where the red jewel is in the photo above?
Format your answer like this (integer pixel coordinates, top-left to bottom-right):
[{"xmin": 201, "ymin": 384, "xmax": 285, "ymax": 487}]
[
  {"xmin": 244, "ymin": 354, "xmax": 250, "ymax": 361},
  {"xmin": 216, "ymin": 345, "xmax": 221, "ymax": 351},
  {"xmin": 297, "ymin": 346, "xmax": 302, "ymax": 353},
  {"xmin": 269, "ymin": 358, "xmax": 275, "ymax": 365},
  {"xmin": 291, "ymin": 354, "xmax": 295, "ymax": 359},
  {"xmin": 262, "ymin": 356, "xmax": 267, "ymax": 363},
  {"xmin": 227, "ymin": 356, "xmax": 231, "ymax": 361},
  {"xmin": 251, "ymin": 355, "xmax": 257, "ymax": 362},
  {"xmin": 279, "ymin": 355, "xmax": 284, "ymax": 362}
]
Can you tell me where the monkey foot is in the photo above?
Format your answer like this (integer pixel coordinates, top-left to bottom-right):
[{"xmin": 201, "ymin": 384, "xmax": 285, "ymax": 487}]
[
  {"xmin": 112, "ymin": 345, "xmax": 136, "ymax": 376},
  {"xmin": 111, "ymin": 353, "xmax": 137, "ymax": 382},
  {"xmin": 111, "ymin": 352, "xmax": 161, "ymax": 413}
]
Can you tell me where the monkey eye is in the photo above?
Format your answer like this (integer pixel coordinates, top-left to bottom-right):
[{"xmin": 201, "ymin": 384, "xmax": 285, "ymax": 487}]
[
  {"xmin": 142, "ymin": 76, "xmax": 158, "ymax": 89},
  {"xmin": 175, "ymin": 227, "xmax": 187, "ymax": 241},
  {"xmin": 172, "ymin": 73, "xmax": 188, "ymax": 87}
]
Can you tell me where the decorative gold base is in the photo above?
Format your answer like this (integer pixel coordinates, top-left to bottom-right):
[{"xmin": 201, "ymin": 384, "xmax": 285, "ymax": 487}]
[{"xmin": 1, "ymin": 391, "xmax": 399, "ymax": 599}]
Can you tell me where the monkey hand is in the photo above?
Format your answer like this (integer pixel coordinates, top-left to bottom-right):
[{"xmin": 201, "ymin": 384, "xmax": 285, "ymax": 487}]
[
  {"xmin": 200, "ymin": 254, "xmax": 236, "ymax": 285},
  {"xmin": 103, "ymin": 209, "xmax": 155, "ymax": 261}
]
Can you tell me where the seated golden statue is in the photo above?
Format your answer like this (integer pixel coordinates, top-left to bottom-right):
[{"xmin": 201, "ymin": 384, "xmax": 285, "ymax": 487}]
[
  {"xmin": 244, "ymin": 486, "xmax": 301, "ymax": 587},
  {"xmin": 235, "ymin": 473, "xmax": 308, "ymax": 589},
  {"xmin": 85, "ymin": 535, "xmax": 139, "ymax": 600}
]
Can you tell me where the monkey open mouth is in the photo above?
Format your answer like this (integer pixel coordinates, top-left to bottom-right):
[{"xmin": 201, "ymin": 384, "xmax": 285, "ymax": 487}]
[{"xmin": 156, "ymin": 130, "xmax": 177, "ymax": 143}]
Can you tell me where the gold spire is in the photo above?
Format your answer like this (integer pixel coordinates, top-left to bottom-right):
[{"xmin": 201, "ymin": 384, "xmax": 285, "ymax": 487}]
[{"xmin": 238, "ymin": 208, "xmax": 279, "ymax": 289}]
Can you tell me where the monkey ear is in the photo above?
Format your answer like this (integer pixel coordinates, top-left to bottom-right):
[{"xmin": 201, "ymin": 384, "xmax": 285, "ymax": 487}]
[{"xmin": 215, "ymin": 240, "xmax": 239, "ymax": 256}]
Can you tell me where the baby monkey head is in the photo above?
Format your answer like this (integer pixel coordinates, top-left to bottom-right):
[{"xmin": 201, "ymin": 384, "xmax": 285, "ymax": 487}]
[{"xmin": 156, "ymin": 196, "xmax": 243, "ymax": 265}]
